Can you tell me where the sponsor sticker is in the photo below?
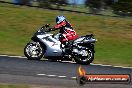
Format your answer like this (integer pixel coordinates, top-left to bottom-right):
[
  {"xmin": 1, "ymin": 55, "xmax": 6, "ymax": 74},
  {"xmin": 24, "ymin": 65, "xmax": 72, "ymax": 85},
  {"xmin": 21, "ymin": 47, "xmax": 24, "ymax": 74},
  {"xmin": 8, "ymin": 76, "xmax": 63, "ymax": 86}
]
[{"xmin": 77, "ymin": 66, "xmax": 131, "ymax": 85}]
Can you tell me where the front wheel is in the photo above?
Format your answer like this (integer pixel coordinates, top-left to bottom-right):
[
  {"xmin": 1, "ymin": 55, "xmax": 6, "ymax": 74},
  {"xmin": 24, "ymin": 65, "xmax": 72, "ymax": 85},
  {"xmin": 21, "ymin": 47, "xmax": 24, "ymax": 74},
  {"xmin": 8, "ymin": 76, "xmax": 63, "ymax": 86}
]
[
  {"xmin": 24, "ymin": 42, "xmax": 44, "ymax": 60},
  {"xmin": 74, "ymin": 48, "xmax": 94, "ymax": 65}
]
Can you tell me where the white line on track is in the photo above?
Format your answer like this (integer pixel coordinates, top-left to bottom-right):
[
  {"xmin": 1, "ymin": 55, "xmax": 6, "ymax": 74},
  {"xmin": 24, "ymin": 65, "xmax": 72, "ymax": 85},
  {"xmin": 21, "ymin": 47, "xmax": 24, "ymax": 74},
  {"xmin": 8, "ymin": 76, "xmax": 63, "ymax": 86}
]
[
  {"xmin": 71, "ymin": 77, "xmax": 77, "ymax": 79},
  {"xmin": 112, "ymin": 66, "xmax": 132, "ymax": 69},
  {"xmin": 37, "ymin": 74, "xmax": 46, "ymax": 76},
  {"xmin": 0, "ymin": 55, "xmax": 8, "ymax": 56},
  {"xmin": 8, "ymin": 56, "xmax": 26, "ymax": 59},
  {"xmin": 0, "ymin": 54, "xmax": 132, "ymax": 69},
  {"xmin": 47, "ymin": 75, "xmax": 57, "ymax": 77},
  {"xmin": 0, "ymin": 55, "xmax": 26, "ymax": 58},
  {"xmin": 36, "ymin": 73, "xmax": 77, "ymax": 79},
  {"xmin": 36, "ymin": 73, "xmax": 78, "ymax": 79},
  {"xmin": 61, "ymin": 61, "xmax": 72, "ymax": 63},
  {"xmin": 37, "ymin": 74, "xmax": 68, "ymax": 78},
  {"xmin": 58, "ymin": 76, "xmax": 67, "ymax": 78},
  {"xmin": 90, "ymin": 63, "xmax": 132, "ymax": 69}
]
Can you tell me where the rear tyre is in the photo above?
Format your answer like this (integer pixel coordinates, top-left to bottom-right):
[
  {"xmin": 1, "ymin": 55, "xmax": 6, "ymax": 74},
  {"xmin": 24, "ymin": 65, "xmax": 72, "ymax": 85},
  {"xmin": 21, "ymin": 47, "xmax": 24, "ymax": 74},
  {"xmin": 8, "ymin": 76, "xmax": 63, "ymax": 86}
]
[
  {"xmin": 24, "ymin": 42, "xmax": 44, "ymax": 60},
  {"xmin": 74, "ymin": 48, "xmax": 94, "ymax": 65}
]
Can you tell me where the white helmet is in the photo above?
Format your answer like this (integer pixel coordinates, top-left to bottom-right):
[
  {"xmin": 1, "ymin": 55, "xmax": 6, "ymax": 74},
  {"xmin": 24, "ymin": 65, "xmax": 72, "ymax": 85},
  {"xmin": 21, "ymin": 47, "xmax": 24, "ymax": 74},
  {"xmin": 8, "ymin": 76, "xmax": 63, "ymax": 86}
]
[{"xmin": 56, "ymin": 16, "xmax": 66, "ymax": 24}]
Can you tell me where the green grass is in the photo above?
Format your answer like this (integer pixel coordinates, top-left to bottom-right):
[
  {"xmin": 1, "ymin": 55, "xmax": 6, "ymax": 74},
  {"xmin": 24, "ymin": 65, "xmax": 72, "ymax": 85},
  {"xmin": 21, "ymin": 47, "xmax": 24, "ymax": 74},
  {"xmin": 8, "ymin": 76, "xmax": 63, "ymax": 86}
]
[
  {"xmin": 0, "ymin": 84, "xmax": 29, "ymax": 88},
  {"xmin": 0, "ymin": 4, "xmax": 132, "ymax": 66}
]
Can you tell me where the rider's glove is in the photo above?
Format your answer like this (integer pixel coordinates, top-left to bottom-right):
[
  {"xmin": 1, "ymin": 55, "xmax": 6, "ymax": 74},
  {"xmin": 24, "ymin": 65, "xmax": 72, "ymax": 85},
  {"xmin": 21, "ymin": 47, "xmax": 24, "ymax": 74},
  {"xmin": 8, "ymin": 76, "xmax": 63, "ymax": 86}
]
[
  {"xmin": 45, "ymin": 24, "xmax": 50, "ymax": 28},
  {"xmin": 50, "ymin": 28, "xmax": 55, "ymax": 31}
]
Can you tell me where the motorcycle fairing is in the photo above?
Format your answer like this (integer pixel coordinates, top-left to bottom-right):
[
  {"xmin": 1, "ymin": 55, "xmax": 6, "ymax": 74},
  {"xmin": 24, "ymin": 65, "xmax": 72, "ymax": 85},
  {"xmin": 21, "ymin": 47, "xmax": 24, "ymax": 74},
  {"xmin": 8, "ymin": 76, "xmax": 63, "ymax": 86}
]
[{"xmin": 37, "ymin": 34, "xmax": 63, "ymax": 56}]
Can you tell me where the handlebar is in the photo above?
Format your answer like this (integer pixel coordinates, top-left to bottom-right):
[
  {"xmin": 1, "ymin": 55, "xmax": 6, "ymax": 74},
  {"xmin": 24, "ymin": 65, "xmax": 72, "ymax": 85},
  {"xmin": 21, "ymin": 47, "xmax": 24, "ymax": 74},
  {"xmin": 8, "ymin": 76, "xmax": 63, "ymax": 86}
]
[
  {"xmin": 86, "ymin": 34, "xmax": 94, "ymax": 37},
  {"xmin": 39, "ymin": 24, "xmax": 52, "ymax": 32}
]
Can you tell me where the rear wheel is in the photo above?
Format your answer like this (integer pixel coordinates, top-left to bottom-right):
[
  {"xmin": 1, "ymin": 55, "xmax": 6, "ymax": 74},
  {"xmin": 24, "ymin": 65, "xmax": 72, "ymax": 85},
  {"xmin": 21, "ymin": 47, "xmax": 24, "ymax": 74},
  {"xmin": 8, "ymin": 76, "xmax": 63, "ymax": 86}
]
[
  {"xmin": 24, "ymin": 42, "xmax": 44, "ymax": 60},
  {"xmin": 74, "ymin": 48, "xmax": 94, "ymax": 65}
]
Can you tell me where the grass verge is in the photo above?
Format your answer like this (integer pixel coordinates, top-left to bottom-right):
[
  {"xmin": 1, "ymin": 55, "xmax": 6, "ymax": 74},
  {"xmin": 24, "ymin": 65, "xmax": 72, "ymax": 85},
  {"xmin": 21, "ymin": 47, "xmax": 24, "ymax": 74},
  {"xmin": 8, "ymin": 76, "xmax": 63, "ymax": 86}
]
[{"xmin": 0, "ymin": 84, "xmax": 29, "ymax": 88}]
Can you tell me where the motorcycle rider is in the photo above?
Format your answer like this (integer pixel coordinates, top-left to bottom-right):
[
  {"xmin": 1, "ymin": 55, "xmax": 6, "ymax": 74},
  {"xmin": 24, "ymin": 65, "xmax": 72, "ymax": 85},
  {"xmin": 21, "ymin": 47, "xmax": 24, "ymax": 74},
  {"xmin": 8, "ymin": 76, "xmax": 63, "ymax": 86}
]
[
  {"xmin": 51, "ymin": 15, "xmax": 78, "ymax": 43},
  {"xmin": 50, "ymin": 16, "xmax": 78, "ymax": 55}
]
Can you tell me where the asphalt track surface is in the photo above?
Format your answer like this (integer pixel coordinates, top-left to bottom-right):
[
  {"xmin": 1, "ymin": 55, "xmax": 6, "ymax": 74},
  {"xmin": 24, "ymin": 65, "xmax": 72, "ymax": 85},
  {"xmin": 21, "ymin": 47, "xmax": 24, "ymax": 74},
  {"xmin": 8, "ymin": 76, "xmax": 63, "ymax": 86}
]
[{"xmin": 0, "ymin": 56, "xmax": 131, "ymax": 88}]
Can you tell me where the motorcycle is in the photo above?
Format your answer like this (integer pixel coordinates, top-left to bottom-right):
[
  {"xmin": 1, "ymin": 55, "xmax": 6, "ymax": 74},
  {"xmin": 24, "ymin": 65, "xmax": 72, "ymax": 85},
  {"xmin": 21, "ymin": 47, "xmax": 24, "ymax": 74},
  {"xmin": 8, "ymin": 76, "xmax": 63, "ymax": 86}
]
[{"xmin": 24, "ymin": 24, "xmax": 97, "ymax": 65}]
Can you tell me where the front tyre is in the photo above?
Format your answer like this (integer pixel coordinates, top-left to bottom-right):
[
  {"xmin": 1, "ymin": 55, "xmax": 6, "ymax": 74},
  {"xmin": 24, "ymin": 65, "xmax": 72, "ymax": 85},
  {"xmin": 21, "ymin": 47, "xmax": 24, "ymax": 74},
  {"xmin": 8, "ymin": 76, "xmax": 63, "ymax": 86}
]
[
  {"xmin": 74, "ymin": 48, "xmax": 94, "ymax": 65},
  {"xmin": 24, "ymin": 42, "xmax": 44, "ymax": 60}
]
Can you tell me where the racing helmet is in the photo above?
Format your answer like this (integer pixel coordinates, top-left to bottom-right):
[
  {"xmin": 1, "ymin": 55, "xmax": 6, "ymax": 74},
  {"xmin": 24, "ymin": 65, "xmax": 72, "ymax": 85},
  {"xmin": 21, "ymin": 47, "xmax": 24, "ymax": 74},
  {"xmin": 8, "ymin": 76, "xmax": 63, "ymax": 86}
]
[{"xmin": 56, "ymin": 16, "xmax": 66, "ymax": 24}]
